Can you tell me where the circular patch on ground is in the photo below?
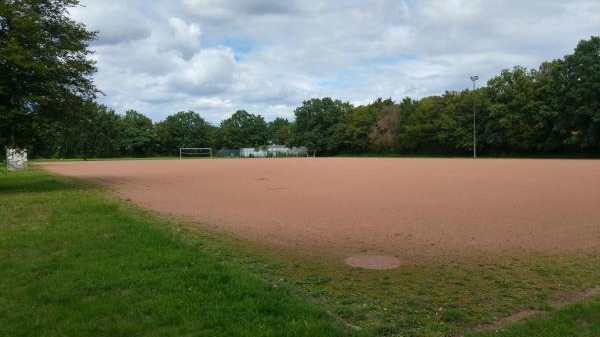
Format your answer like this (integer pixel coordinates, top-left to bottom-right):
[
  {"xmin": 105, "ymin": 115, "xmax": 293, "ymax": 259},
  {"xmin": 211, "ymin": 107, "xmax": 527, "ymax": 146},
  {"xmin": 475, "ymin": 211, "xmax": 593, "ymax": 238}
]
[{"xmin": 345, "ymin": 255, "xmax": 402, "ymax": 269}]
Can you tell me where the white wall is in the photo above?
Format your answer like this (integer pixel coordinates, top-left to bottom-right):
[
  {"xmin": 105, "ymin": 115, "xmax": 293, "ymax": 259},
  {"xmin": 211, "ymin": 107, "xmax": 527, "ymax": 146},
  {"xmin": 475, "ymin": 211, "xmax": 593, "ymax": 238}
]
[{"xmin": 6, "ymin": 148, "xmax": 28, "ymax": 170}]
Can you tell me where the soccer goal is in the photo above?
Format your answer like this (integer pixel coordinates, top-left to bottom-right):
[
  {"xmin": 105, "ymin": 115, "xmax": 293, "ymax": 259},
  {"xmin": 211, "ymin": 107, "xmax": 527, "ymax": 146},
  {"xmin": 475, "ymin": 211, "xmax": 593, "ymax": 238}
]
[{"xmin": 179, "ymin": 148, "xmax": 213, "ymax": 159}]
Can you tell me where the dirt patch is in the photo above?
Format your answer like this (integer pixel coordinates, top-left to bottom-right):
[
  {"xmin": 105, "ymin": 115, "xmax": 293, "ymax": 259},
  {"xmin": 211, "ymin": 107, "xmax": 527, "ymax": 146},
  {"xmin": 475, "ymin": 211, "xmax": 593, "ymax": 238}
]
[{"xmin": 37, "ymin": 158, "xmax": 600, "ymax": 260}]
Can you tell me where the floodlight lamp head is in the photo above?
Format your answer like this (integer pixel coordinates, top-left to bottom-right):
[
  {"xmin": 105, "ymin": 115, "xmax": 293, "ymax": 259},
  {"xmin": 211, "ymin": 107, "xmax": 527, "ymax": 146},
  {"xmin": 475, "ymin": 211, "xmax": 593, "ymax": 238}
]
[{"xmin": 470, "ymin": 75, "xmax": 479, "ymax": 82}]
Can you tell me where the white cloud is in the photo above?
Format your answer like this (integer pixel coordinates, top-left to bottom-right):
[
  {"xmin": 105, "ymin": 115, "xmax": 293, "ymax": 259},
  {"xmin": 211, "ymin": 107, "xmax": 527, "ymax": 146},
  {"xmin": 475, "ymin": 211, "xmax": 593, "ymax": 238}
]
[
  {"xmin": 71, "ymin": 0, "xmax": 600, "ymax": 124},
  {"xmin": 168, "ymin": 47, "xmax": 237, "ymax": 95},
  {"xmin": 167, "ymin": 18, "xmax": 202, "ymax": 54},
  {"xmin": 70, "ymin": 1, "xmax": 151, "ymax": 45},
  {"xmin": 182, "ymin": 0, "xmax": 300, "ymax": 19}
]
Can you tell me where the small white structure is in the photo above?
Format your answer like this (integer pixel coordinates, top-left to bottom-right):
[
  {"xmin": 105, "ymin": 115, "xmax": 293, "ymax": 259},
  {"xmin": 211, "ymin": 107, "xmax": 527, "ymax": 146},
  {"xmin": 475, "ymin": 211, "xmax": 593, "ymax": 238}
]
[
  {"xmin": 240, "ymin": 145, "xmax": 309, "ymax": 158},
  {"xmin": 6, "ymin": 148, "xmax": 28, "ymax": 170}
]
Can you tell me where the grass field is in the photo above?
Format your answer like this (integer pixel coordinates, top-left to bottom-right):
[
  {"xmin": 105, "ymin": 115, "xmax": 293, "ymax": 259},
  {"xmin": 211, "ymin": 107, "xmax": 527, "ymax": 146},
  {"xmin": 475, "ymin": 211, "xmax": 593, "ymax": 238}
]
[
  {"xmin": 0, "ymin": 169, "xmax": 354, "ymax": 336},
  {"xmin": 1, "ymin": 168, "xmax": 599, "ymax": 336}
]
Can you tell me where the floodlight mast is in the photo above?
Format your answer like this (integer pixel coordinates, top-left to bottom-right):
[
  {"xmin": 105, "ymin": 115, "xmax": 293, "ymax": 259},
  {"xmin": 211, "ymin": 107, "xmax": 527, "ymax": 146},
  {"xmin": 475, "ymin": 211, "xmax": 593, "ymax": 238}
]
[{"xmin": 470, "ymin": 75, "xmax": 479, "ymax": 158}]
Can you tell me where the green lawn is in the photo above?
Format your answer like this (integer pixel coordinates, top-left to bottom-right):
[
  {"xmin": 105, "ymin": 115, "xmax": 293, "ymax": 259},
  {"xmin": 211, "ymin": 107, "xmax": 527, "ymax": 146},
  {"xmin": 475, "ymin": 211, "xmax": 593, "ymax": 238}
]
[
  {"xmin": 465, "ymin": 295, "xmax": 600, "ymax": 337},
  {"xmin": 1, "ymin": 168, "xmax": 599, "ymax": 336},
  {"xmin": 255, "ymin": 251, "xmax": 600, "ymax": 336},
  {"xmin": 0, "ymin": 169, "xmax": 354, "ymax": 337}
]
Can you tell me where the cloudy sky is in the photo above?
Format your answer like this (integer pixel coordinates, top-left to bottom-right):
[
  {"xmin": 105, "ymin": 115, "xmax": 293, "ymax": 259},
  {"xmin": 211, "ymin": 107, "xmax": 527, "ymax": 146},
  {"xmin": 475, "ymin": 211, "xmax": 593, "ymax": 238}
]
[{"xmin": 69, "ymin": 0, "xmax": 600, "ymax": 124}]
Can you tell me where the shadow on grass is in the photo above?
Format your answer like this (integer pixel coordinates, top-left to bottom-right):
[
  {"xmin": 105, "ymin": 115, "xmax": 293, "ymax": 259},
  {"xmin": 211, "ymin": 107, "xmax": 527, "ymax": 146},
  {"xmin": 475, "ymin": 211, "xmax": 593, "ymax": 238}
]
[{"xmin": 0, "ymin": 170, "xmax": 83, "ymax": 195}]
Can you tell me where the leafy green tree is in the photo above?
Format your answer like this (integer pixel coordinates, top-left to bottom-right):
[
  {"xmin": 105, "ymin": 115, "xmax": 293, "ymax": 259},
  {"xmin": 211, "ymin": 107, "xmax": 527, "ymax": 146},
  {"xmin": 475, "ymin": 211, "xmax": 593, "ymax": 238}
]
[
  {"xmin": 0, "ymin": 0, "xmax": 97, "ymax": 154},
  {"xmin": 484, "ymin": 66, "xmax": 545, "ymax": 153},
  {"xmin": 119, "ymin": 110, "xmax": 156, "ymax": 157},
  {"xmin": 395, "ymin": 92, "xmax": 474, "ymax": 155},
  {"xmin": 27, "ymin": 119, "xmax": 60, "ymax": 158},
  {"xmin": 80, "ymin": 103, "xmax": 122, "ymax": 158},
  {"xmin": 395, "ymin": 97, "xmax": 417, "ymax": 152},
  {"xmin": 218, "ymin": 110, "xmax": 267, "ymax": 148},
  {"xmin": 155, "ymin": 111, "xmax": 215, "ymax": 155},
  {"xmin": 528, "ymin": 60, "xmax": 567, "ymax": 152},
  {"xmin": 292, "ymin": 98, "xmax": 352, "ymax": 154},
  {"xmin": 329, "ymin": 98, "xmax": 392, "ymax": 154},
  {"xmin": 268, "ymin": 117, "xmax": 292, "ymax": 145},
  {"xmin": 450, "ymin": 90, "xmax": 479, "ymax": 154},
  {"xmin": 49, "ymin": 101, "xmax": 121, "ymax": 159},
  {"xmin": 397, "ymin": 95, "xmax": 443, "ymax": 154},
  {"xmin": 551, "ymin": 36, "xmax": 600, "ymax": 152},
  {"xmin": 399, "ymin": 95, "xmax": 441, "ymax": 154}
]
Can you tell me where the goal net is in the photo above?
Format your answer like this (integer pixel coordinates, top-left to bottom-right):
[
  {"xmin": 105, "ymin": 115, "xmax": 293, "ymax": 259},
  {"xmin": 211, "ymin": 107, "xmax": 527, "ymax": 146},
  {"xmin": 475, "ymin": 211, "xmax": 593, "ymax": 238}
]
[{"xmin": 179, "ymin": 148, "xmax": 213, "ymax": 159}]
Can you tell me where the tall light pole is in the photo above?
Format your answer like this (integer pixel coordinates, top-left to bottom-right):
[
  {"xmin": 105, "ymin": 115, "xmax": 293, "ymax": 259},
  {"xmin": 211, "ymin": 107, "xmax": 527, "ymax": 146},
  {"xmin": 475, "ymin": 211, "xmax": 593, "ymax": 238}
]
[{"xmin": 470, "ymin": 75, "xmax": 479, "ymax": 158}]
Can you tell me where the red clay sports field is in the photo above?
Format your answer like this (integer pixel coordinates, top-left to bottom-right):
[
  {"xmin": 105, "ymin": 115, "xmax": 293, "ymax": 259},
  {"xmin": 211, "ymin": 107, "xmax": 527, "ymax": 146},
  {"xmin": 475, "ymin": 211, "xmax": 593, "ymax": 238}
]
[{"xmin": 38, "ymin": 158, "xmax": 600, "ymax": 264}]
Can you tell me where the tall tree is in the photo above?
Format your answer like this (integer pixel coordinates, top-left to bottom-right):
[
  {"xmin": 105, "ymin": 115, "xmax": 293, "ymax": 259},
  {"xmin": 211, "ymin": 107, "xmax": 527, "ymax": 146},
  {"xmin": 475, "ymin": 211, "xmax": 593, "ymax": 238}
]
[
  {"xmin": 119, "ymin": 110, "xmax": 156, "ymax": 157},
  {"xmin": 218, "ymin": 110, "xmax": 267, "ymax": 148},
  {"xmin": 79, "ymin": 102, "xmax": 122, "ymax": 159},
  {"xmin": 551, "ymin": 36, "xmax": 600, "ymax": 151},
  {"xmin": 484, "ymin": 66, "xmax": 543, "ymax": 153},
  {"xmin": 292, "ymin": 98, "xmax": 352, "ymax": 154},
  {"xmin": 0, "ymin": 0, "xmax": 97, "ymax": 154},
  {"xmin": 396, "ymin": 92, "xmax": 474, "ymax": 155},
  {"xmin": 398, "ymin": 95, "xmax": 443, "ymax": 154},
  {"xmin": 328, "ymin": 98, "xmax": 392, "ymax": 154},
  {"xmin": 268, "ymin": 117, "xmax": 292, "ymax": 145},
  {"xmin": 49, "ymin": 101, "xmax": 121, "ymax": 159},
  {"xmin": 155, "ymin": 111, "xmax": 215, "ymax": 155},
  {"xmin": 528, "ymin": 60, "xmax": 565, "ymax": 152}
]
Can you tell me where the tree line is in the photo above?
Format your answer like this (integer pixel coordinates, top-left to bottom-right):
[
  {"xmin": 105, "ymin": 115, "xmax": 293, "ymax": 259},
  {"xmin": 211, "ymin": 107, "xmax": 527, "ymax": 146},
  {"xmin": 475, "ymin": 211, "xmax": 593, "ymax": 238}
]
[
  {"xmin": 2, "ymin": 1, "xmax": 598, "ymax": 159},
  {"xmin": 27, "ymin": 36, "xmax": 600, "ymax": 158},
  {"xmin": 292, "ymin": 36, "xmax": 600, "ymax": 157}
]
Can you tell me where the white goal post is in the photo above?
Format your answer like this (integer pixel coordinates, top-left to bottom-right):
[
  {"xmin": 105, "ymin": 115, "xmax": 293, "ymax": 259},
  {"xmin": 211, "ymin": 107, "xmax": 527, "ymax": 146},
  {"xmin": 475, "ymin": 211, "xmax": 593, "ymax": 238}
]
[{"xmin": 179, "ymin": 148, "xmax": 213, "ymax": 159}]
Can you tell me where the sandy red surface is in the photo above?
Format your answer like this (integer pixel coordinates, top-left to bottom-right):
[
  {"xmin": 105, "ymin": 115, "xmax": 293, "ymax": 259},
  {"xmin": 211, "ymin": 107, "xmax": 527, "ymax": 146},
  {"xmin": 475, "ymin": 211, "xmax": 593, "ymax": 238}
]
[{"xmin": 38, "ymin": 158, "xmax": 600, "ymax": 261}]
